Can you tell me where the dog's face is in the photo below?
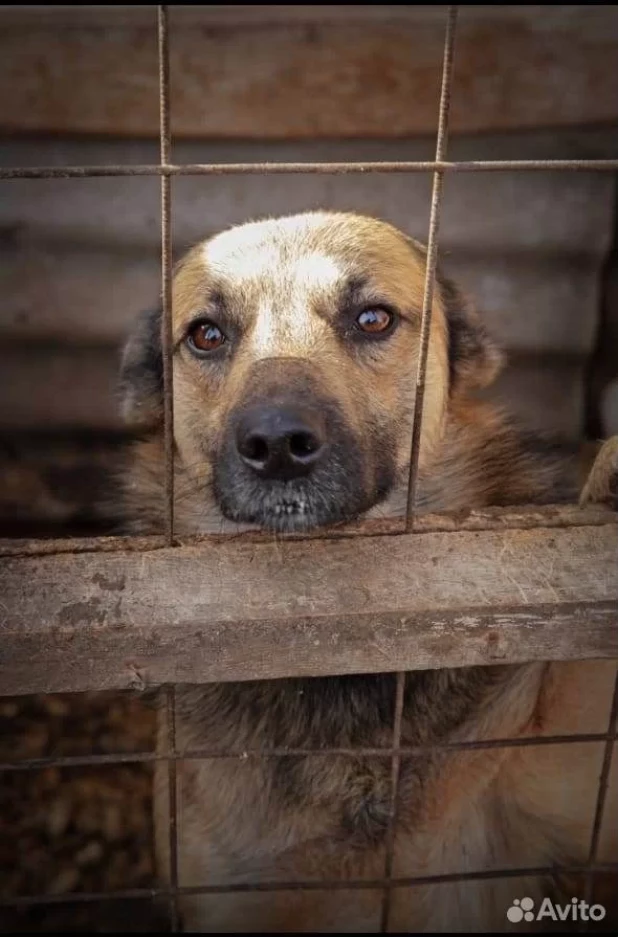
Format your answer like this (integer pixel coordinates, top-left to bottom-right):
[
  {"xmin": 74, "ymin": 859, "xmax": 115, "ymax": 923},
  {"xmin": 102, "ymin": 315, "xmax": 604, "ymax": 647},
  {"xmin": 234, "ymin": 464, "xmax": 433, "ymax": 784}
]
[{"xmin": 121, "ymin": 212, "xmax": 501, "ymax": 532}]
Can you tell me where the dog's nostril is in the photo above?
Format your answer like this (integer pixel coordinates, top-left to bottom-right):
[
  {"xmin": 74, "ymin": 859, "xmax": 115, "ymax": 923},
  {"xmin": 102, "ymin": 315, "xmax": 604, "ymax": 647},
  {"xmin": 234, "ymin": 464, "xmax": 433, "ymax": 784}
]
[
  {"xmin": 242, "ymin": 434, "xmax": 269, "ymax": 465},
  {"xmin": 289, "ymin": 431, "xmax": 319, "ymax": 460}
]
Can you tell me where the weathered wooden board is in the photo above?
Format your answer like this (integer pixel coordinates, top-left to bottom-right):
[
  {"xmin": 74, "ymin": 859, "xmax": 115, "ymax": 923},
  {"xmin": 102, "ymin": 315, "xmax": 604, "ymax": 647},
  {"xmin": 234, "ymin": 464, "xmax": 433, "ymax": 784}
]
[
  {"xmin": 0, "ymin": 240, "xmax": 158, "ymax": 346},
  {"xmin": 0, "ymin": 6, "xmax": 617, "ymax": 138},
  {"xmin": 0, "ymin": 347, "xmax": 120, "ymax": 430},
  {"xmin": 1, "ymin": 520, "xmax": 616, "ymax": 696}
]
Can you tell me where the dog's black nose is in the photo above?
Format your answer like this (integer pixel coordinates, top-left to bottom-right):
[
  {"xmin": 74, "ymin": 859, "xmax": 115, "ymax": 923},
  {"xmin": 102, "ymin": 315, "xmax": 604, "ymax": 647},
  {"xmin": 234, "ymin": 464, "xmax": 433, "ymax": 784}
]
[{"xmin": 235, "ymin": 405, "xmax": 326, "ymax": 480}]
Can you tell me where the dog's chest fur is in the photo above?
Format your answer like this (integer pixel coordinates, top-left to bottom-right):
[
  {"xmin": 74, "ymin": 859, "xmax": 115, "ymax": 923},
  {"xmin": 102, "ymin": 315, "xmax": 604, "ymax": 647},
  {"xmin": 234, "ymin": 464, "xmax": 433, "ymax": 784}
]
[{"xmin": 171, "ymin": 667, "xmax": 522, "ymax": 854}]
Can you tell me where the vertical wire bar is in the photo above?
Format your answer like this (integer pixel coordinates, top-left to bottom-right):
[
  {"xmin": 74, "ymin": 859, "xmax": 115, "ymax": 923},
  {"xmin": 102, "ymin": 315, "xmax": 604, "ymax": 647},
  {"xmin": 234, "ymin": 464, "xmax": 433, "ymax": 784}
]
[
  {"xmin": 166, "ymin": 685, "xmax": 180, "ymax": 932},
  {"xmin": 159, "ymin": 7, "xmax": 179, "ymax": 928},
  {"xmin": 405, "ymin": 6, "xmax": 458, "ymax": 532},
  {"xmin": 581, "ymin": 669, "xmax": 618, "ymax": 922},
  {"xmin": 379, "ymin": 672, "xmax": 407, "ymax": 933},
  {"xmin": 158, "ymin": 4, "xmax": 175, "ymax": 546}
]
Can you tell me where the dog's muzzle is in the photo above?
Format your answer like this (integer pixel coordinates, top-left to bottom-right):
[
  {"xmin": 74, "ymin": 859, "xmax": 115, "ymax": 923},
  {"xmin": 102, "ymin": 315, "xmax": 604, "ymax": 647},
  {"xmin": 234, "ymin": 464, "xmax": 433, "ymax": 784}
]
[{"xmin": 211, "ymin": 359, "xmax": 395, "ymax": 532}]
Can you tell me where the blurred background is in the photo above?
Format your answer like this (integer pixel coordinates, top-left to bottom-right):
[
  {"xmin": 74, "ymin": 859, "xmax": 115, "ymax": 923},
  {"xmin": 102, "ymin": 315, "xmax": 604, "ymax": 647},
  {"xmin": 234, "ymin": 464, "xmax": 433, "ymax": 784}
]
[
  {"xmin": 0, "ymin": 4, "xmax": 617, "ymax": 539},
  {"xmin": 0, "ymin": 4, "xmax": 617, "ymax": 931}
]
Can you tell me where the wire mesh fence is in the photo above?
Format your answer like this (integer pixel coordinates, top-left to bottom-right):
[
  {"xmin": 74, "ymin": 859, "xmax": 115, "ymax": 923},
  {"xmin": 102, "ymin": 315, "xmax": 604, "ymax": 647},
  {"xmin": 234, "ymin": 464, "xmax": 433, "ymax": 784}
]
[{"xmin": 0, "ymin": 4, "xmax": 617, "ymax": 933}]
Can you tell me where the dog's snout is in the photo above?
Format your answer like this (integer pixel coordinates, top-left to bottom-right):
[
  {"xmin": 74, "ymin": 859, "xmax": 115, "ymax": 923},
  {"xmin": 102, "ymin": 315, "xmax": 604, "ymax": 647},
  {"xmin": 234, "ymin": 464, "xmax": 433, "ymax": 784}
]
[{"xmin": 235, "ymin": 405, "xmax": 326, "ymax": 481}]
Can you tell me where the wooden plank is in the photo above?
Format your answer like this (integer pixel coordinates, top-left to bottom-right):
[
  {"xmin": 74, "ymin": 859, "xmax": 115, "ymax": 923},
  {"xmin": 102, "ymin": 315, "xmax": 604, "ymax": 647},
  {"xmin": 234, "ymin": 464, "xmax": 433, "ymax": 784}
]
[
  {"xmin": 0, "ymin": 240, "xmax": 158, "ymax": 346},
  {"xmin": 0, "ymin": 521, "xmax": 616, "ymax": 696},
  {"xmin": 0, "ymin": 347, "xmax": 119, "ymax": 430},
  {"xmin": 2, "ymin": 7, "xmax": 605, "ymax": 29},
  {"xmin": 0, "ymin": 7, "xmax": 617, "ymax": 138}
]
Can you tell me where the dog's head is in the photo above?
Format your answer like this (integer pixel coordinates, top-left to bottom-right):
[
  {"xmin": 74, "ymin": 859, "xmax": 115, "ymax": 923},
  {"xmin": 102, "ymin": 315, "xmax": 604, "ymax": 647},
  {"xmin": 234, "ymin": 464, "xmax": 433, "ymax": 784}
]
[{"xmin": 120, "ymin": 212, "xmax": 502, "ymax": 532}]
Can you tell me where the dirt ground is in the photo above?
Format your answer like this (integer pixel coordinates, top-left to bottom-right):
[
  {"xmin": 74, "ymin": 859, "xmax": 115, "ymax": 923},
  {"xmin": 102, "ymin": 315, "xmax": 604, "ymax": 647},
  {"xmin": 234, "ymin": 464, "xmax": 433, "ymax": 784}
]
[{"xmin": 0, "ymin": 691, "xmax": 167, "ymax": 933}]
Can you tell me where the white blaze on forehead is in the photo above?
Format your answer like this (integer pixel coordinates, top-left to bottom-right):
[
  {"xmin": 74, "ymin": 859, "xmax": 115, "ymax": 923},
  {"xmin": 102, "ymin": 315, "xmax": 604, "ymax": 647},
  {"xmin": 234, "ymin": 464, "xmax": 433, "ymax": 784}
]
[
  {"xmin": 203, "ymin": 232, "xmax": 344, "ymax": 356},
  {"xmin": 251, "ymin": 253, "xmax": 343, "ymax": 355},
  {"xmin": 203, "ymin": 233, "xmax": 279, "ymax": 281}
]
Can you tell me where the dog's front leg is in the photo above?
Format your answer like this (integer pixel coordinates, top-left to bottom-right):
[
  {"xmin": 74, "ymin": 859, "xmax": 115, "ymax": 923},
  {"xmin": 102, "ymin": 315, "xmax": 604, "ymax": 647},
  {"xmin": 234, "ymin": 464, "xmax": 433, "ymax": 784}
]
[{"xmin": 579, "ymin": 436, "xmax": 618, "ymax": 507}]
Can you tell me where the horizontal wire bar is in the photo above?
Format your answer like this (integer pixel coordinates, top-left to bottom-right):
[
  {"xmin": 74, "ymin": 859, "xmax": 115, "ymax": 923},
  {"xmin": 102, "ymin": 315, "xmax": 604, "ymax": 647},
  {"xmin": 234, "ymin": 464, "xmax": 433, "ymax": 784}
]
[
  {"xmin": 2, "ymin": 160, "xmax": 618, "ymax": 180},
  {"xmin": 1, "ymin": 504, "xmax": 615, "ymax": 558},
  {"xmin": 1, "ymin": 730, "xmax": 615, "ymax": 774},
  {"xmin": 2, "ymin": 862, "xmax": 618, "ymax": 908}
]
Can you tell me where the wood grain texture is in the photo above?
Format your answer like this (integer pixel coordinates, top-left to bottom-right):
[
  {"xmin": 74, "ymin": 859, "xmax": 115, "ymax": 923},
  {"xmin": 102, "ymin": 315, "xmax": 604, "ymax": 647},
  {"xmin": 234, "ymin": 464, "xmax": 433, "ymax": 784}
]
[
  {"xmin": 1, "ymin": 520, "xmax": 616, "ymax": 696},
  {"xmin": 0, "ymin": 7, "xmax": 617, "ymax": 138},
  {"xmin": 0, "ymin": 347, "xmax": 119, "ymax": 430}
]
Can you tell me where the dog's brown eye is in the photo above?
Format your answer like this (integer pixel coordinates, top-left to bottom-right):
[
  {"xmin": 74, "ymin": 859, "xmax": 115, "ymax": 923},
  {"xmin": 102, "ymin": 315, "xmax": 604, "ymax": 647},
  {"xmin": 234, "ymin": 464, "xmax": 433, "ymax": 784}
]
[
  {"xmin": 355, "ymin": 308, "xmax": 394, "ymax": 335},
  {"xmin": 187, "ymin": 320, "xmax": 226, "ymax": 353}
]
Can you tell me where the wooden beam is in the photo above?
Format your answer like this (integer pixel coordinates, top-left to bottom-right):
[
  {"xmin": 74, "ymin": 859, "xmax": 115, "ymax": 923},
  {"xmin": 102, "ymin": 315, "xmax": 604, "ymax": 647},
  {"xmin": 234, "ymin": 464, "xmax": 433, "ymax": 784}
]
[
  {"xmin": 0, "ymin": 7, "xmax": 617, "ymax": 139},
  {"xmin": 1, "ymin": 517, "xmax": 616, "ymax": 696},
  {"xmin": 1, "ymin": 7, "xmax": 597, "ymax": 29}
]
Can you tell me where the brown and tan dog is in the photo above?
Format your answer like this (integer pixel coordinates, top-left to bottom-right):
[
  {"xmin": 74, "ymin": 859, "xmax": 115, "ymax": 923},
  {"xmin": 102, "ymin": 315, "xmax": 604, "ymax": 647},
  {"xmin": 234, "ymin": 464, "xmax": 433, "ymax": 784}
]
[{"xmin": 119, "ymin": 211, "xmax": 618, "ymax": 932}]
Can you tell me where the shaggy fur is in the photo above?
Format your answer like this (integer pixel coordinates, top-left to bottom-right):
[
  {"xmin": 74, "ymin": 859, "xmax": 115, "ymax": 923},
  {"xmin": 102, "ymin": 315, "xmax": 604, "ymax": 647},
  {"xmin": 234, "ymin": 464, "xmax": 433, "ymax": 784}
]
[{"xmin": 118, "ymin": 212, "xmax": 618, "ymax": 932}]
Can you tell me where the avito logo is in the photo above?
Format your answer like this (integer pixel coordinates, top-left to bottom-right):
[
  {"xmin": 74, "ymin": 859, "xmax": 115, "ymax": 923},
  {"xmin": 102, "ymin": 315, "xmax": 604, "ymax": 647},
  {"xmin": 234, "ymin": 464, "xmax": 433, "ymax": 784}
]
[{"xmin": 506, "ymin": 896, "xmax": 606, "ymax": 924}]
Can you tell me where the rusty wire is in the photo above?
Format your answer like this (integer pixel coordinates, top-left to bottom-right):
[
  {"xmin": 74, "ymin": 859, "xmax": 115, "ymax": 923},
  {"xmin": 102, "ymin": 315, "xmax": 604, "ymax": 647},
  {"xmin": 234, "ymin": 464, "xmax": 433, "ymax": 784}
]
[
  {"xmin": 583, "ymin": 670, "xmax": 618, "ymax": 917},
  {"xmin": 2, "ymin": 862, "xmax": 618, "ymax": 909},
  {"xmin": 158, "ymin": 10, "xmax": 179, "ymax": 927},
  {"xmin": 158, "ymin": 4, "xmax": 175, "ymax": 548},
  {"xmin": 165, "ymin": 685, "xmax": 180, "ymax": 933},
  {"xmin": 0, "ymin": 726, "xmax": 616, "ymax": 775},
  {"xmin": 383, "ymin": 20, "xmax": 456, "ymax": 925},
  {"xmin": 2, "ymin": 160, "xmax": 618, "ymax": 179},
  {"xmin": 0, "ymin": 1, "xmax": 617, "ymax": 928},
  {"xmin": 380, "ymin": 672, "xmax": 407, "ymax": 932},
  {"xmin": 405, "ymin": 4, "xmax": 457, "ymax": 532}
]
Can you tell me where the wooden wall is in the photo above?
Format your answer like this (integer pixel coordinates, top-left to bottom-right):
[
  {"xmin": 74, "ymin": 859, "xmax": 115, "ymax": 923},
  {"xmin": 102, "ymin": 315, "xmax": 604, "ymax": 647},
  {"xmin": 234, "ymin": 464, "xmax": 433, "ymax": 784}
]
[
  {"xmin": 0, "ymin": 5, "xmax": 617, "ymax": 534},
  {"xmin": 1, "ymin": 5, "xmax": 618, "ymax": 138}
]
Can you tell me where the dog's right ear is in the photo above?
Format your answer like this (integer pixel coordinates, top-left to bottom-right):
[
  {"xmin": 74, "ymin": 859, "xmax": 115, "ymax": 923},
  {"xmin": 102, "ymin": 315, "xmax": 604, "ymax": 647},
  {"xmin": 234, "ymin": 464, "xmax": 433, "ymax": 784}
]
[
  {"xmin": 438, "ymin": 272, "xmax": 505, "ymax": 394},
  {"xmin": 119, "ymin": 305, "xmax": 164, "ymax": 428}
]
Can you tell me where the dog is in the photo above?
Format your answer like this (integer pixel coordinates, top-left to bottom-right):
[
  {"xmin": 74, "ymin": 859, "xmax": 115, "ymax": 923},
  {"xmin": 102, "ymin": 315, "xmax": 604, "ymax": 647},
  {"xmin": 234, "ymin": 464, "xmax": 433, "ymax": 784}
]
[{"xmin": 118, "ymin": 211, "xmax": 618, "ymax": 932}]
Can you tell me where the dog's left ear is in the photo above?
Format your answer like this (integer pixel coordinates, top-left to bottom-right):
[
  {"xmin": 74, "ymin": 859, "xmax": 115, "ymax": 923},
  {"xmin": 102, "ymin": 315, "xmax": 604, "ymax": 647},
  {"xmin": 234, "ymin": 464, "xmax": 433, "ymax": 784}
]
[
  {"xmin": 118, "ymin": 305, "xmax": 164, "ymax": 428},
  {"xmin": 438, "ymin": 271, "xmax": 504, "ymax": 394}
]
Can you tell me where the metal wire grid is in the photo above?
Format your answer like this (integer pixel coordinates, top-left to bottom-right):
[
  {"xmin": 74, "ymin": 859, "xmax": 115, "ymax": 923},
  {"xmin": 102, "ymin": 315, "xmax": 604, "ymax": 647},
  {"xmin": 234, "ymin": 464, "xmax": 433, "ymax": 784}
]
[{"xmin": 0, "ymin": 4, "xmax": 617, "ymax": 932}]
